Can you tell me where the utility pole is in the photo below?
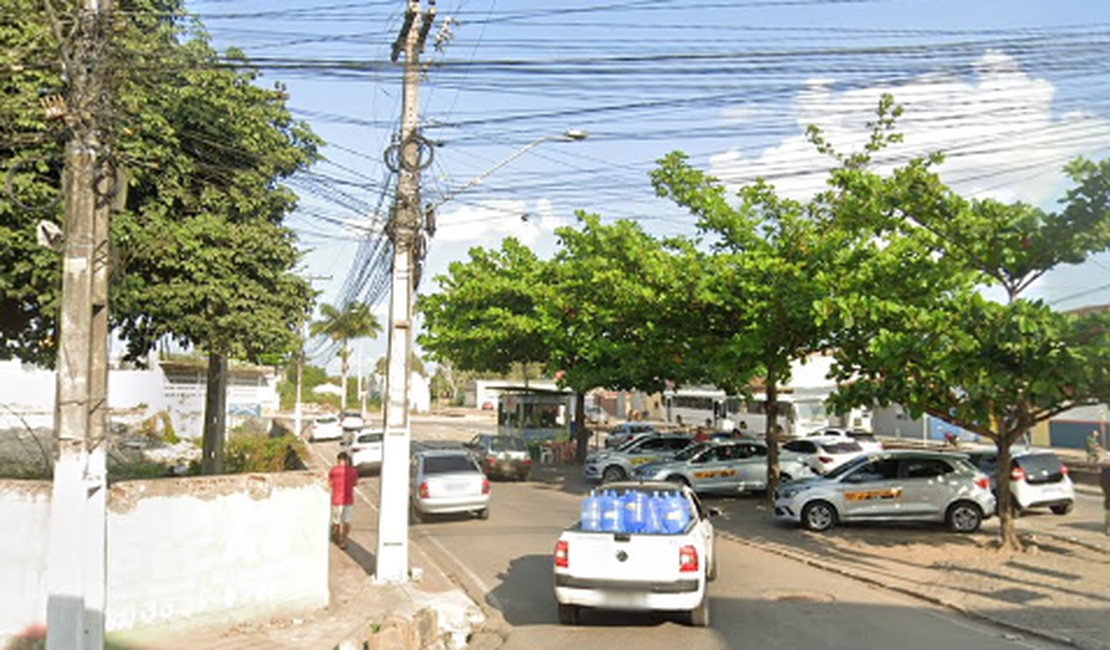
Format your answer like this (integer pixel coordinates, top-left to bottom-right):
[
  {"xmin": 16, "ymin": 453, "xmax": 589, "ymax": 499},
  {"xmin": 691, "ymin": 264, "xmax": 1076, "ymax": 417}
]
[
  {"xmin": 46, "ymin": 0, "xmax": 112, "ymax": 646},
  {"xmin": 294, "ymin": 274, "xmax": 331, "ymax": 439},
  {"xmin": 377, "ymin": 0, "xmax": 435, "ymax": 584}
]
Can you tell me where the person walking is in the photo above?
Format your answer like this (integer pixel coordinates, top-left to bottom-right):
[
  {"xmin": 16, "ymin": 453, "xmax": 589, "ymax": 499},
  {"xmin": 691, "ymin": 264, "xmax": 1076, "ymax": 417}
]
[
  {"xmin": 329, "ymin": 451, "xmax": 358, "ymax": 550},
  {"xmin": 1087, "ymin": 430, "xmax": 1104, "ymax": 463}
]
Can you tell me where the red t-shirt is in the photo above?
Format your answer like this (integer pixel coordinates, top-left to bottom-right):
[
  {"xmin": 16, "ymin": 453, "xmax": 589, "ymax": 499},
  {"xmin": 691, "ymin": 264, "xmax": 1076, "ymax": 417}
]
[{"xmin": 329, "ymin": 464, "xmax": 358, "ymax": 506}]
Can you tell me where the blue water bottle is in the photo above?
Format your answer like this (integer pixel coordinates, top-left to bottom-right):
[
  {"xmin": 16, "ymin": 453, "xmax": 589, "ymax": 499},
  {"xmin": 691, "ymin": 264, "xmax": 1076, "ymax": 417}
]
[
  {"xmin": 581, "ymin": 490, "xmax": 601, "ymax": 531},
  {"xmin": 623, "ymin": 490, "xmax": 648, "ymax": 533},
  {"xmin": 601, "ymin": 490, "xmax": 624, "ymax": 532}
]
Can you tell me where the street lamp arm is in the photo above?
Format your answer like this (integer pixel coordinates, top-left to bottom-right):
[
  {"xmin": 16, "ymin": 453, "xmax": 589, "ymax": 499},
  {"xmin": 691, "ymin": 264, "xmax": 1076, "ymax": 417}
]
[{"xmin": 424, "ymin": 129, "xmax": 588, "ymax": 215}]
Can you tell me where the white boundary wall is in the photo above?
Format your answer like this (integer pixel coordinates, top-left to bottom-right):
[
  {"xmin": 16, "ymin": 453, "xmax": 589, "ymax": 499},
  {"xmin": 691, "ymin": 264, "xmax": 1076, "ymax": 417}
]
[{"xmin": 0, "ymin": 471, "xmax": 328, "ymax": 643}]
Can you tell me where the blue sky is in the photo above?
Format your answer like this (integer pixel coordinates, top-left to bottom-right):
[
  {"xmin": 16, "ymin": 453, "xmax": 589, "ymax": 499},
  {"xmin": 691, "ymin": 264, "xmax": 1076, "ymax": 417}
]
[{"xmin": 185, "ymin": 0, "xmax": 1110, "ymax": 370}]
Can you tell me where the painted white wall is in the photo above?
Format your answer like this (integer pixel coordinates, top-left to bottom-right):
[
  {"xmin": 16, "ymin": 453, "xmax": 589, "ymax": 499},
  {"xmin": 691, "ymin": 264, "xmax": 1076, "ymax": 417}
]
[
  {"xmin": 0, "ymin": 481, "xmax": 51, "ymax": 641},
  {"xmin": 0, "ymin": 472, "xmax": 329, "ymax": 643}
]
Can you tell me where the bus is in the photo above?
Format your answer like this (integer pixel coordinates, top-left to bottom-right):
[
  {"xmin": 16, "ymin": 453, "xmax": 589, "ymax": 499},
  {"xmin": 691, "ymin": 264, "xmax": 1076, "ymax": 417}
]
[{"xmin": 662, "ymin": 386, "xmax": 833, "ymax": 437}]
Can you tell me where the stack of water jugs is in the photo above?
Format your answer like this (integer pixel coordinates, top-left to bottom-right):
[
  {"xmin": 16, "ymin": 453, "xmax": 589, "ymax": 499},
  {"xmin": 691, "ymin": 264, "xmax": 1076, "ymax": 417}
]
[{"xmin": 580, "ymin": 488, "xmax": 691, "ymax": 534}]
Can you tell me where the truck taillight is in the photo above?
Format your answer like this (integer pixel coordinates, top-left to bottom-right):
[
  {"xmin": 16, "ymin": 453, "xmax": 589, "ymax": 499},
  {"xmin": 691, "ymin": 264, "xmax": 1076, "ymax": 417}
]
[
  {"xmin": 679, "ymin": 545, "xmax": 699, "ymax": 573},
  {"xmin": 418, "ymin": 482, "xmax": 430, "ymax": 499},
  {"xmin": 1011, "ymin": 467, "xmax": 1026, "ymax": 482},
  {"xmin": 554, "ymin": 540, "xmax": 569, "ymax": 568},
  {"xmin": 482, "ymin": 478, "xmax": 491, "ymax": 495}
]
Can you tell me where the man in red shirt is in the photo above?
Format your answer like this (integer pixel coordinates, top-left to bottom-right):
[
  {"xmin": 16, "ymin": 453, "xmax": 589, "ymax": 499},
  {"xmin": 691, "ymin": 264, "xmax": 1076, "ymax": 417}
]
[{"xmin": 328, "ymin": 451, "xmax": 358, "ymax": 549}]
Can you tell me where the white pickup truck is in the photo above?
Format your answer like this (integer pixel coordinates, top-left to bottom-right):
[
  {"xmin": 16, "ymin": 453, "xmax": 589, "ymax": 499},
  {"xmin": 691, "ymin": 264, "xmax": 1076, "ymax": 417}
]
[{"xmin": 552, "ymin": 481, "xmax": 718, "ymax": 627}]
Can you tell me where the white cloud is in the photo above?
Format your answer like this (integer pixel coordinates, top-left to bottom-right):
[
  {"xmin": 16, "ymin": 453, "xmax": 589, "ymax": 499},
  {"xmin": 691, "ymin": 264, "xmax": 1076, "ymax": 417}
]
[{"xmin": 710, "ymin": 50, "xmax": 1110, "ymax": 207}]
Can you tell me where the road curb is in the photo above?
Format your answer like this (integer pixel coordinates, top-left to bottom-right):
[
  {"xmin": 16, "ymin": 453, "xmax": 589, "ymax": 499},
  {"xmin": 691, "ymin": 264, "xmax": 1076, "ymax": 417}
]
[{"xmin": 716, "ymin": 529, "xmax": 1081, "ymax": 649}]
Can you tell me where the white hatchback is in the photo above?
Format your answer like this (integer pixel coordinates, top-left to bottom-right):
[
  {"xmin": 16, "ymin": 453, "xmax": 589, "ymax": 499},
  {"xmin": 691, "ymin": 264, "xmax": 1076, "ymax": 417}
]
[
  {"xmin": 342, "ymin": 429, "xmax": 384, "ymax": 473},
  {"xmin": 310, "ymin": 415, "xmax": 343, "ymax": 442}
]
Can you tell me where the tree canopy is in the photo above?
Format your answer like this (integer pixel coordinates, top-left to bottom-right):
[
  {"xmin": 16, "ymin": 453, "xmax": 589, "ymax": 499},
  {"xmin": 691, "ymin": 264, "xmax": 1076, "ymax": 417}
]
[{"xmin": 1, "ymin": 0, "xmax": 320, "ymax": 369}]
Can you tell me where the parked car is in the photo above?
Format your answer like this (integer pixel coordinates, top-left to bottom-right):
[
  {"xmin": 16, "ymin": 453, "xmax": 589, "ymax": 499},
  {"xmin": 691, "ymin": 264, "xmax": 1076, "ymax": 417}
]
[
  {"xmin": 340, "ymin": 410, "xmax": 364, "ymax": 431},
  {"xmin": 782, "ymin": 436, "xmax": 865, "ymax": 474},
  {"xmin": 774, "ymin": 450, "xmax": 995, "ymax": 533},
  {"xmin": 962, "ymin": 447, "xmax": 1076, "ymax": 515},
  {"xmin": 309, "ymin": 414, "xmax": 343, "ymax": 442},
  {"xmin": 604, "ymin": 423, "xmax": 659, "ymax": 449},
  {"xmin": 464, "ymin": 433, "xmax": 532, "ymax": 481},
  {"xmin": 410, "ymin": 449, "xmax": 491, "ymax": 521},
  {"xmin": 586, "ymin": 434, "xmax": 694, "ymax": 483},
  {"xmin": 586, "ymin": 406, "xmax": 610, "ymax": 424},
  {"xmin": 808, "ymin": 427, "xmax": 884, "ymax": 453},
  {"xmin": 634, "ymin": 439, "xmax": 816, "ymax": 493},
  {"xmin": 341, "ymin": 428, "xmax": 384, "ymax": 473}
]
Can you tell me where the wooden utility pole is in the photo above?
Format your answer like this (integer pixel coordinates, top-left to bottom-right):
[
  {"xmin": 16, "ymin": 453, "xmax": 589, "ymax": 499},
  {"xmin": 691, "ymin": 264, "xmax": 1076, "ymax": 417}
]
[
  {"xmin": 46, "ymin": 0, "xmax": 112, "ymax": 646},
  {"xmin": 377, "ymin": 0, "xmax": 434, "ymax": 584}
]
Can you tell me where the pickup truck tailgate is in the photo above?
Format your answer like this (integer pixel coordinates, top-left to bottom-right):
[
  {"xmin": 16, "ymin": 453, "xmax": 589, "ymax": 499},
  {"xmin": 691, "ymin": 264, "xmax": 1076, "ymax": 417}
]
[{"xmin": 563, "ymin": 532, "xmax": 689, "ymax": 583}]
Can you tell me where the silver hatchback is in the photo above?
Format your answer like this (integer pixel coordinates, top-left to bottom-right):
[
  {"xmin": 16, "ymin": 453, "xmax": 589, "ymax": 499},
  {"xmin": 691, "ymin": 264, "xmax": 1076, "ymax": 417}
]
[
  {"xmin": 410, "ymin": 449, "xmax": 491, "ymax": 521},
  {"xmin": 774, "ymin": 450, "xmax": 995, "ymax": 533}
]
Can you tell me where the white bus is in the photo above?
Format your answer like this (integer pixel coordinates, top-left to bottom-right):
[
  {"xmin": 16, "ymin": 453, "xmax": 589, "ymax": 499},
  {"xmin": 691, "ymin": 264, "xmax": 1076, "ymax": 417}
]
[{"xmin": 662, "ymin": 386, "xmax": 832, "ymax": 437}]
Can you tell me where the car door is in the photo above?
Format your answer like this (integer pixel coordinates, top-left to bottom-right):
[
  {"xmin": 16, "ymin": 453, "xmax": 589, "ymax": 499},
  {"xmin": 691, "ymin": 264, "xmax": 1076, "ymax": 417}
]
[
  {"xmin": 897, "ymin": 457, "xmax": 955, "ymax": 518},
  {"xmin": 730, "ymin": 442, "xmax": 766, "ymax": 490},
  {"xmin": 687, "ymin": 445, "xmax": 734, "ymax": 492},
  {"xmin": 836, "ymin": 458, "xmax": 902, "ymax": 521}
]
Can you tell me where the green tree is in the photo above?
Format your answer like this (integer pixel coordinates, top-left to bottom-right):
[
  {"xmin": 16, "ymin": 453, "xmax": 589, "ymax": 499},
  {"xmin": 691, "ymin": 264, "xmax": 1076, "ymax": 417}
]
[
  {"xmin": 817, "ymin": 97, "xmax": 1110, "ymax": 548},
  {"xmin": 417, "ymin": 238, "xmax": 550, "ymax": 379},
  {"xmin": 650, "ymin": 154, "xmax": 849, "ymax": 495},
  {"xmin": 1, "ymin": 1, "xmax": 321, "ymax": 474},
  {"xmin": 544, "ymin": 213, "xmax": 700, "ymax": 461},
  {"xmin": 310, "ymin": 302, "xmax": 382, "ymax": 411}
]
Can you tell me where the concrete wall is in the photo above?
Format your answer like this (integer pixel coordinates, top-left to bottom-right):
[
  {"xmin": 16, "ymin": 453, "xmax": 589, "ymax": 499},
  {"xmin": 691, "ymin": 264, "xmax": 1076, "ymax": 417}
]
[
  {"xmin": 0, "ymin": 471, "xmax": 329, "ymax": 643},
  {"xmin": 0, "ymin": 481, "xmax": 51, "ymax": 640}
]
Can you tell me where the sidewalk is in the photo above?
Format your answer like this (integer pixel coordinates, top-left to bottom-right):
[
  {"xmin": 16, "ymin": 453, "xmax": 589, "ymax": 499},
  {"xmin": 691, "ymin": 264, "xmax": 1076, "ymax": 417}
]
[{"xmin": 113, "ymin": 449, "xmax": 484, "ymax": 650}]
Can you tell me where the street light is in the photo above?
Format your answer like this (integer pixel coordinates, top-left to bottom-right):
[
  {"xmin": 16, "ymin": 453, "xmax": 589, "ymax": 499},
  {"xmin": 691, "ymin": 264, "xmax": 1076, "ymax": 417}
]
[
  {"xmin": 423, "ymin": 129, "xmax": 589, "ymax": 215},
  {"xmin": 374, "ymin": 128, "xmax": 588, "ymax": 585}
]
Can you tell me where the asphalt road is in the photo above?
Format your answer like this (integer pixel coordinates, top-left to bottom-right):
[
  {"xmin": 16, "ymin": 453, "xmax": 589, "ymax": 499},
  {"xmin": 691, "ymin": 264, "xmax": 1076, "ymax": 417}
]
[
  {"xmin": 313, "ymin": 414, "xmax": 1105, "ymax": 650},
  {"xmin": 311, "ymin": 416, "xmax": 1069, "ymax": 650}
]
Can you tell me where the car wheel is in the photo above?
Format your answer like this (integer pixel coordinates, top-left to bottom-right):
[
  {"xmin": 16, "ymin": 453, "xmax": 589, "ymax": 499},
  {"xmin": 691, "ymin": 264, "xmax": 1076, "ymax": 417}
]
[
  {"xmin": 557, "ymin": 603, "xmax": 579, "ymax": 625},
  {"xmin": 1051, "ymin": 502, "xmax": 1074, "ymax": 515},
  {"xmin": 602, "ymin": 465, "xmax": 626, "ymax": 483},
  {"xmin": 477, "ymin": 507, "xmax": 490, "ymax": 520},
  {"xmin": 801, "ymin": 501, "xmax": 837, "ymax": 532},
  {"xmin": 667, "ymin": 474, "xmax": 690, "ymax": 487},
  {"xmin": 947, "ymin": 501, "xmax": 983, "ymax": 533},
  {"xmin": 687, "ymin": 594, "xmax": 710, "ymax": 627}
]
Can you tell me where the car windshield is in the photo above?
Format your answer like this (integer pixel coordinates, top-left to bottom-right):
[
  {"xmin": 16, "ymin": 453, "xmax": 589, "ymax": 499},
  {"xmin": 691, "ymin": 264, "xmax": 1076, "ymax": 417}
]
[
  {"xmin": 1015, "ymin": 453, "xmax": 1061, "ymax": 474},
  {"xmin": 490, "ymin": 437, "xmax": 526, "ymax": 452},
  {"xmin": 820, "ymin": 441, "xmax": 863, "ymax": 454},
  {"xmin": 423, "ymin": 455, "xmax": 478, "ymax": 475},
  {"xmin": 674, "ymin": 442, "xmax": 713, "ymax": 461},
  {"xmin": 824, "ymin": 453, "xmax": 871, "ymax": 479}
]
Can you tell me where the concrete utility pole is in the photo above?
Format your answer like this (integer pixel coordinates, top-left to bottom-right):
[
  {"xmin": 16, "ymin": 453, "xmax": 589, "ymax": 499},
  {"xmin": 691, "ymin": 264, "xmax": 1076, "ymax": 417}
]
[
  {"xmin": 377, "ymin": 0, "xmax": 435, "ymax": 584},
  {"xmin": 46, "ymin": 0, "xmax": 112, "ymax": 646}
]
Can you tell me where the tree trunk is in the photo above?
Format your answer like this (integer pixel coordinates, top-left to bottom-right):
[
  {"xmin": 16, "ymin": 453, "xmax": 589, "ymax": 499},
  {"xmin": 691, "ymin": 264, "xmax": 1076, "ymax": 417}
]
[
  {"xmin": 995, "ymin": 436, "xmax": 1023, "ymax": 550},
  {"xmin": 339, "ymin": 343, "xmax": 349, "ymax": 411},
  {"xmin": 764, "ymin": 365, "xmax": 782, "ymax": 504},
  {"xmin": 202, "ymin": 352, "xmax": 228, "ymax": 475},
  {"xmin": 574, "ymin": 391, "xmax": 588, "ymax": 465}
]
